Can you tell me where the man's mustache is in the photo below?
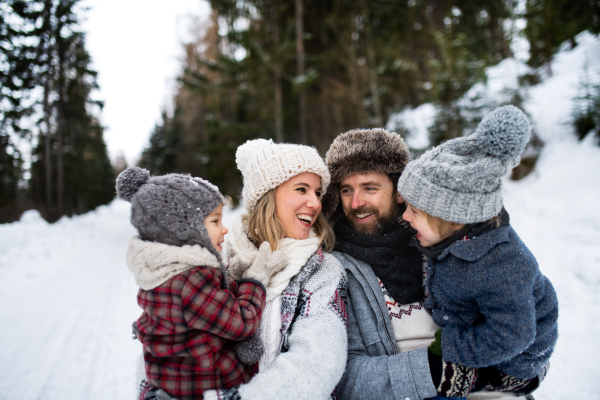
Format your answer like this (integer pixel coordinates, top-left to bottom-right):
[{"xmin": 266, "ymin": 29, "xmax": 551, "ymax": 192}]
[{"xmin": 348, "ymin": 206, "xmax": 379, "ymax": 218}]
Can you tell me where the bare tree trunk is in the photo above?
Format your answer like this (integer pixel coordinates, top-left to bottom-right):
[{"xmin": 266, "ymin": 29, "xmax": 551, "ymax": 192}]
[
  {"xmin": 43, "ymin": 74, "xmax": 52, "ymax": 218},
  {"xmin": 57, "ymin": 51, "xmax": 65, "ymax": 217},
  {"xmin": 272, "ymin": 3, "xmax": 283, "ymax": 143},
  {"xmin": 295, "ymin": 0, "xmax": 307, "ymax": 144},
  {"xmin": 362, "ymin": 0, "xmax": 383, "ymax": 126},
  {"xmin": 39, "ymin": 0, "xmax": 54, "ymax": 219},
  {"xmin": 274, "ymin": 67, "xmax": 284, "ymax": 143}
]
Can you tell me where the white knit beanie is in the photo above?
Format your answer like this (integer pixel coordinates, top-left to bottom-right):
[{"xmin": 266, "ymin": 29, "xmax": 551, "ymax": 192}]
[{"xmin": 236, "ymin": 139, "xmax": 330, "ymax": 213}]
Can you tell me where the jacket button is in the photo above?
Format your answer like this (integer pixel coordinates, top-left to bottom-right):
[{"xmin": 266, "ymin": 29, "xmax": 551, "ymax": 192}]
[
  {"xmin": 443, "ymin": 315, "xmax": 449, "ymax": 320},
  {"xmin": 405, "ymin": 397, "xmax": 410, "ymax": 400}
]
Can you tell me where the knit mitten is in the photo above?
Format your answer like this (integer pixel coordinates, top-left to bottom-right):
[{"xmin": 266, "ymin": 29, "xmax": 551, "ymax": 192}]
[
  {"xmin": 229, "ymin": 250, "xmax": 258, "ymax": 280},
  {"xmin": 139, "ymin": 381, "xmax": 175, "ymax": 400},
  {"xmin": 235, "ymin": 328, "xmax": 264, "ymax": 365},
  {"xmin": 428, "ymin": 349, "xmax": 478, "ymax": 398},
  {"xmin": 475, "ymin": 367, "xmax": 533, "ymax": 393},
  {"xmin": 242, "ymin": 242, "xmax": 287, "ymax": 287}
]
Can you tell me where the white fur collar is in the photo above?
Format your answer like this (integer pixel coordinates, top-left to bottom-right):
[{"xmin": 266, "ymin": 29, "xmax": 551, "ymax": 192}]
[
  {"xmin": 126, "ymin": 236, "xmax": 221, "ymax": 290},
  {"xmin": 223, "ymin": 214, "xmax": 319, "ymax": 301}
]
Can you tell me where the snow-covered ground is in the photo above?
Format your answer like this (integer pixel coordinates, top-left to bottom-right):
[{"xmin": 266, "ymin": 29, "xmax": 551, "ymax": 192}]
[{"xmin": 1, "ymin": 32, "xmax": 600, "ymax": 400}]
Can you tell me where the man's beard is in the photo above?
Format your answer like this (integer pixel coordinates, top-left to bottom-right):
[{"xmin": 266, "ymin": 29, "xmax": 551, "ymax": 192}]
[{"xmin": 346, "ymin": 201, "xmax": 404, "ymax": 235}]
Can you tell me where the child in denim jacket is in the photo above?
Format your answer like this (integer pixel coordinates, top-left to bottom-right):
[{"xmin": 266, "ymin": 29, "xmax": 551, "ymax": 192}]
[{"xmin": 397, "ymin": 106, "xmax": 558, "ymax": 399}]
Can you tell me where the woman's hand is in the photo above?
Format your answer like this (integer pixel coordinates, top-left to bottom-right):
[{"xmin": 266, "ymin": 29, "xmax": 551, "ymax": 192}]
[{"xmin": 241, "ymin": 242, "xmax": 287, "ymax": 287}]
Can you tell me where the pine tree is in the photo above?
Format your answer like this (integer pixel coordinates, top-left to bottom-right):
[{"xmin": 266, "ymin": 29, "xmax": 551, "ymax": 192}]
[
  {"xmin": 138, "ymin": 111, "xmax": 183, "ymax": 176},
  {"xmin": 524, "ymin": 0, "xmax": 600, "ymax": 73},
  {"xmin": 0, "ymin": 1, "xmax": 46, "ymax": 222},
  {"xmin": 29, "ymin": 0, "xmax": 115, "ymax": 221}
]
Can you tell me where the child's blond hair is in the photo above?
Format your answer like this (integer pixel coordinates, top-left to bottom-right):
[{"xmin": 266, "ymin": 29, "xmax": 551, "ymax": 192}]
[{"xmin": 405, "ymin": 201, "xmax": 501, "ymax": 239}]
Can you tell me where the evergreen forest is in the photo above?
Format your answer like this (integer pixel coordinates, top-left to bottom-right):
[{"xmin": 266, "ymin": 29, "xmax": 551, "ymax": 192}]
[
  {"xmin": 1, "ymin": 0, "xmax": 599, "ymax": 222},
  {"xmin": 1, "ymin": 0, "xmax": 114, "ymax": 223},
  {"xmin": 138, "ymin": 0, "xmax": 600, "ymax": 202}
]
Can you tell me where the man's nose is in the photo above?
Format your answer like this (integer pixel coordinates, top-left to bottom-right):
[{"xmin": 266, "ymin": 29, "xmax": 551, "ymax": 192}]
[{"xmin": 351, "ymin": 193, "xmax": 365, "ymax": 209}]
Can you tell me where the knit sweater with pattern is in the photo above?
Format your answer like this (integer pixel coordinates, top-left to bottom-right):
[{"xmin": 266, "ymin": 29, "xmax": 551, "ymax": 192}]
[{"xmin": 206, "ymin": 249, "xmax": 348, "ymax": 400}]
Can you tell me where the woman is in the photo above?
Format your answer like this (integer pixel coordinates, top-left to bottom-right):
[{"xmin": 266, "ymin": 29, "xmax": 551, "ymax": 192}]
[{"xmin": 141, "ymin": 139, "xmax": 348, "ymax": 400}]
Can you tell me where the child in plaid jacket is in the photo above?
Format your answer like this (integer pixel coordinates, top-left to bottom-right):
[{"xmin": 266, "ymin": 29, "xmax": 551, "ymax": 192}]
[{"xmin": 117, "ymin": 168, "xmax": 286, "ymax": 400}]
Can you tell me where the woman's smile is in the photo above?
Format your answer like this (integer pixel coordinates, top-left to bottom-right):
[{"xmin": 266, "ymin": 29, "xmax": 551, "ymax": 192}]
[{"xmin": 275, "ymin": 172, "xmax": 323, "ymax": 240}]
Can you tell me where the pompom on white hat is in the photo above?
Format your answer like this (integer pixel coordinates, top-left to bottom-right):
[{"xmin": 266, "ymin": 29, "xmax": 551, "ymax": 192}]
[{"xmin": 236, "ymin": 139, "xmax": 330, "ymax": 213}]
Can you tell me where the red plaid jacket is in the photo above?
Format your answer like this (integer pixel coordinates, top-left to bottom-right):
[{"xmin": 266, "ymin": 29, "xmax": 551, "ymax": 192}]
[{"xmin": 135, "ymin": 265, "xmax": 265, "ymax": 400}]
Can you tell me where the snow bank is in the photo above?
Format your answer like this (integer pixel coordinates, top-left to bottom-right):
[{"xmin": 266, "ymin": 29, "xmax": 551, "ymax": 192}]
[
  {"xmin": 525, "ymin": 32, "xmax": 600, "ymax": 143},
  {"xmin": 503, "ymin": 133, "xmax": 600, "ymax": 399}
]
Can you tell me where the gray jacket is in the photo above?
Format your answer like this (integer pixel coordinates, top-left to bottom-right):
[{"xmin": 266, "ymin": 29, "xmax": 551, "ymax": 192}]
[{"xmin": 332, "ymin": 251, "xmax": 437, "ymax": 400}]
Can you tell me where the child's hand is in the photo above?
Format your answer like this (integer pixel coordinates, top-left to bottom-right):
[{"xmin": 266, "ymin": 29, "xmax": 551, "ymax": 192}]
[
  {"xmin": 229, "ymin": 250, "xmax": 258, "ymax": 280},
  {"xmin": 242, "ymin": 242, "xmax": 288, "ymax": 287}
]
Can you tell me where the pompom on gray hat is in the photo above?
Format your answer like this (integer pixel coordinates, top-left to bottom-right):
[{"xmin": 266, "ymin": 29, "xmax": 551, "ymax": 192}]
[
  {"xmin": 116, "ymin": 167, "xmax": 224, "ymax": 259},
  {"xmin": 397, "ymin": 105, "xmax": 531, "ymax": 224},
  {"xmin": 321, "ymin": 128, "xmax": 411, "ymax": 220}
]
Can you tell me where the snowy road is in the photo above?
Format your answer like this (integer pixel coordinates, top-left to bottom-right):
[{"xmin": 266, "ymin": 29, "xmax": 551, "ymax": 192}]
[{"xmin": 0, "ymin": 202, "xmax": 142, "ymax": 400}]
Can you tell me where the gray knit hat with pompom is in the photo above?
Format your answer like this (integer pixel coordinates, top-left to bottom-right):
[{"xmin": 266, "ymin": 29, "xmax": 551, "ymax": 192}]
[
  {"xmin": 116, "ymin": 168, "xmax": 268, "ymax": 364},
  {"xmin": 116, "ymin": 167, "xmax": 224, "ymax": 260},
  {"xmin": 397, "ymin": 105, "xmax": 531, "ymax": 223}
]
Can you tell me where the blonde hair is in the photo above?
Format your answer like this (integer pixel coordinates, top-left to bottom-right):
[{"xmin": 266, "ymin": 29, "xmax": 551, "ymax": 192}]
[
  {"xmin": 243, "ymin": 189, "xmax": 336, "ymax": 252},
  {"xmin": 406, "ymin": 201, "xmax": 500, "ymax": 239}
]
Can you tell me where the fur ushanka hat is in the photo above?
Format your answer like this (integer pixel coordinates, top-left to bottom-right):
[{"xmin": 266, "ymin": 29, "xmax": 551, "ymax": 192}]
[
  {"xmin": 116, "ymin": 167, "xmax": 224, "ymax": 261},
  {"xmin": 321, "ymin": 128, "xmax": 411, "ymax": 221},
  {"xmin": 397, "ymin": 105, "xmax": 531, "ymax": 224}
]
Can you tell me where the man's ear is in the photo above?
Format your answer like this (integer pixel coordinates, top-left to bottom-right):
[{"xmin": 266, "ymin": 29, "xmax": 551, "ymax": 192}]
[{"xmin": 397, "ymin": 193, "xmax": 405, "ymax": 204}]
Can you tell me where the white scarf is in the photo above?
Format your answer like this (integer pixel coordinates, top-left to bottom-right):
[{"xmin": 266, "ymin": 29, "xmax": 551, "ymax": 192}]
[
  {"xmin": 126, "ymin": 236, "xmax": 221, "ymax": 290},
  {"xmin": 223, "ymin": 213, "xmax": 320, "ymax": 302},
  {"xmin": 224, "ymin": 213, "xmax": 320, "ymax": 371}
]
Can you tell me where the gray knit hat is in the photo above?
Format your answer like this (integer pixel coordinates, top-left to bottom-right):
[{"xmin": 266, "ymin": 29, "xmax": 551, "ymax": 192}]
[
  {"xmin": 397, "ymin": 105, "xmax": 531, "ymax": 224},
  {"xmin": 116, "ymin": 167, "xmax": 224, "ymax": 259},
  {"xmin": 321, "ymin": 128, "xmax": 411, "ymax": 220}
]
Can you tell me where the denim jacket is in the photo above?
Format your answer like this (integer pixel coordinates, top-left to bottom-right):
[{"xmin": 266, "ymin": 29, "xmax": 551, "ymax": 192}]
[
  {"xmin": 333, "ymin": 251, "xmax": 438, "ymax": 400},
  {"xmin": 425, "ymin": 225, "xmax": 559, "ymax": 379}
]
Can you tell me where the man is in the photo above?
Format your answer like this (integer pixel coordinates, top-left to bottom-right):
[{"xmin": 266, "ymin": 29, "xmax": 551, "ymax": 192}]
[
  {"xmin": 322, "ymin": 128, "xmax": 439, "ymax": 400},
  {"xmin": 322, "ymin": 129, "xmax": 542, "ymax": 400}
]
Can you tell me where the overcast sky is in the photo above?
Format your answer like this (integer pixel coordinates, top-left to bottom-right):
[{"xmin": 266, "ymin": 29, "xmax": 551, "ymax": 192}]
[{"xmin": 82, "ymin": 0, "xmax": 210, "ymax": 166}]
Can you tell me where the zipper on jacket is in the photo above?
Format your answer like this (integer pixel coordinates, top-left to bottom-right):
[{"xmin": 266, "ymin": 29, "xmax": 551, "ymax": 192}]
[{"xmin": 342, "ymin": 254, "xmax": 397, "ymax": 355}]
